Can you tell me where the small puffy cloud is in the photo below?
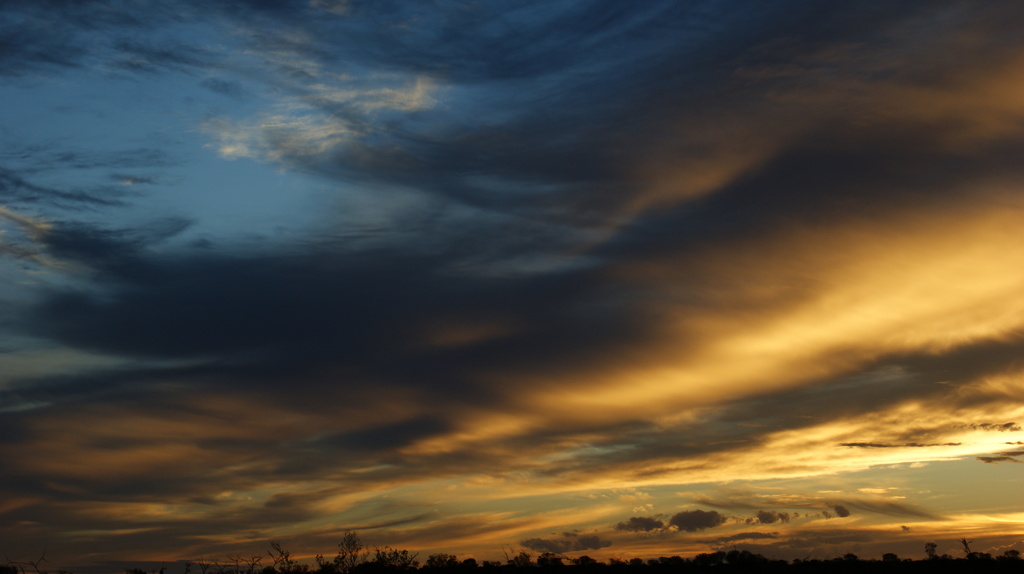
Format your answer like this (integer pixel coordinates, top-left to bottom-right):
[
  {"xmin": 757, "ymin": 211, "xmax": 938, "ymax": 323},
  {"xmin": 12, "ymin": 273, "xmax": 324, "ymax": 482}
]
[
  {"xmin": 753, "ymin": 510, "xmax": 790, "ymax": 524},
  {"xmin": 614, "ymin": 516, "xmax": 664, "ymax": 532},
  {"xmin": 668, "ymin": 509, "xmax": 727, "ymax": 532},
  {"xmin": 832, "ymin": 505, "xmax": 851, "ymax": 518}
]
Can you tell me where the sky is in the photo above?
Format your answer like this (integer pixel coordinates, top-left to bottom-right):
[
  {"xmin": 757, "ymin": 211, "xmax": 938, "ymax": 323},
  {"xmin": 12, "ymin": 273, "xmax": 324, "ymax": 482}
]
[{"xmin": 2, "ymin": 0, "xmax": 1024, "ymax": 570}]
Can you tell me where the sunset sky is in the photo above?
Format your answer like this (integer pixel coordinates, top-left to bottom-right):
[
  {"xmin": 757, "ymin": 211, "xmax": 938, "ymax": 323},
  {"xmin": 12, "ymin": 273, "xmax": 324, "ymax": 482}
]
[{"xmin": 2, "ymin": 1, "xmax": 1024, "ymax": 570}]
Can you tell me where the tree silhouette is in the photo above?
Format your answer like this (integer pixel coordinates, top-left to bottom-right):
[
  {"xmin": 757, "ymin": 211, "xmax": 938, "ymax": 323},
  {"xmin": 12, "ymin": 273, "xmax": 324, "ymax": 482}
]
[
  {"xmin": 12, "ymin": 534, "xmax": 1024, "ymax": 574},
  {"xmin": 317, "ymin": 532, "xmax": 368, "ymax": 574},
  {"xmin": 424, "ymin": 555, "xmax": 459, "ymax": 570},
  {"xmin": 961, "ymin": 538, "xmax": 973, "ymax": 557},
  {"xmin": 361, "ymin": 546, "xmax": 418, "ymax": 572},
  {"xmin": 506, "ymin": 551, "xmax": 532, "ymax": 569},
  {"xmin": 535, "ymin": 554, "xmax": 563, "ymax": 569}
]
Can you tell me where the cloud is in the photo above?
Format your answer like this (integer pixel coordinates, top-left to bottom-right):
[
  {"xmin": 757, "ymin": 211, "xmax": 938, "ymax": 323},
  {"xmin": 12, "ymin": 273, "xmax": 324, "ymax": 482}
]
[
  {"xmin": 840, "ymin": 443, "xmax": 962, "ymax": 448},
  {"xmin": 0, "ymin": 137, "xmax": 178, "ymax": 221},
  {"xmin": 753, "ymin": 511, "xmax": 791, "ymax": 524},
  {"xmin": 969, "ymin": 423, "xmax": 1023, "ymax": 432},
  {"xmin": 0, "ymin": 1, "xmax": 221, "ymax": 78},
  {"xmin": 520, "ymin": 533, "xmax": 612, "ymax": 554},
  {"xmin": 0, "ymin": 166, "xmax": 128, "ymax": 208},
  {"xmin": 614, "ymin": 517, "xmax": 664, "ymax": 533},
  {"xmin": 704, "ymin": 532, "xmax": 779, "ymax": 544},
  {"xmin": 199, "ymin": 71, "xmax": 439, "ymax": 167},
  {"xmin": 314, "ymin": 416, "xmax": 452, "ymax": 452},
  {"xmin": 0, "ymin": 1, "xmax": 106, "ymax": 75},
  {"xmin": 668, "ymin": 510, "xmax": 727, "ymax": 533},
  {"xmin": 0, "ymin": 205, "xmax": 50, "ymax": 236},
  {"xmin": 830, "ymin": 500, "xmax": 935, "ymax": 520},
  {"xmin": 689, "ymin": 492, "xmax": 937, "ymax": 521},
  {"xmin": 977, "ymin": 456, "xmax": 1023, "ymax": 464},
  {"xmin": 200, "ymin": 78, "xmax": 248, "ymax": 98},
  {"xmin": 111, "ymin": 38, "xmax": 214, "ymax": 74}
]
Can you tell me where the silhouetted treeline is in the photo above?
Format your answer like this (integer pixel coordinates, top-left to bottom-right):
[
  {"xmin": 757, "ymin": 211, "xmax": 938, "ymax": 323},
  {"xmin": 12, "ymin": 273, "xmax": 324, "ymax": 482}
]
[{"xmin": 4, "ymin": 535, "xmax": 1022, "ymax": 574}]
